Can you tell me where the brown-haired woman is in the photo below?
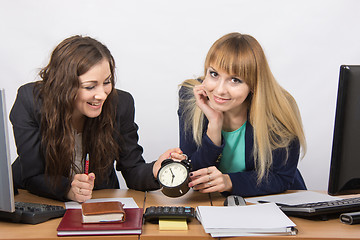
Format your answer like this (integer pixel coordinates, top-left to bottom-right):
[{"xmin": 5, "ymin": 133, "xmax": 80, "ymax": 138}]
[{"xmin": 11, "ymin": 35, "xmax": 182, "ymax": 202}]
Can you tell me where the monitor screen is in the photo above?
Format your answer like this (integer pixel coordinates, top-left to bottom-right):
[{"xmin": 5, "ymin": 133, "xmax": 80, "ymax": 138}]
[
  {"xmin": 328, "ymin": 65, "xmax": 360, "ymax": 195},
  {"xmin": 0, "ymin": 89, "xmax": 15, "ymax": 212}
]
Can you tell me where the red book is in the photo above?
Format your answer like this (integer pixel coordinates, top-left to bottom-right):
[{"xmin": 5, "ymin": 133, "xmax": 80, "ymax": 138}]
[{"xmin": 57, "ymin": 208, "xmax": 143, "ymax": 236}]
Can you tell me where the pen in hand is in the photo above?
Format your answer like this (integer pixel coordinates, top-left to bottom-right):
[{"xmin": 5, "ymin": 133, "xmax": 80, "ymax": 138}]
[{"xmin": 85, "ymin": 153, "xmax": 89, "ymax": 175}]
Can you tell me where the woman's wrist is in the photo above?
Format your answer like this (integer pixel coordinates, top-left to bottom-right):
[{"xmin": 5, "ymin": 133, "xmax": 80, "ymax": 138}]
[
  {"xmin": 66, "ymin": 189, "xmax": 75, "ymax": 201},
  {"xmin": 223, "ymin": 174, "xmax": 233, "ymax": 192},
  {"xmin": 152, "ymin": 161, "xmax": 160, "ymax": 179},
  {"xmin": 206, "ymin": 123, "xmax": 222, "ymax": 146}
]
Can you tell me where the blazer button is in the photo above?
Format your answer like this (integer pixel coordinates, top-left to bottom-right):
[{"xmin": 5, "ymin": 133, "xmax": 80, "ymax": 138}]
[{"xmin": 216, "ymin": 153, "xmax": 222, "ymax": 163}]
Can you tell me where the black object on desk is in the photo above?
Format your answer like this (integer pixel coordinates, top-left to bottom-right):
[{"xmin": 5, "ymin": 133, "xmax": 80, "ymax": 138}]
[
  {"xmin": 224, "ymin": 195, "xmax": 246, "ymax": 206},
  {"xmin": 340, "ymin": 211, "xmax": 360, "ymax": 225},
  {"xmin": 144, "ymin": 206, "xmax": 195, "ymax": 223},
  {"xmin": 0, "ymin": 201, "xmax": 66, "ymax": 224},
  {"xmin": 278, "ymin": 196, "xmax": 360, "ymax": 220}
]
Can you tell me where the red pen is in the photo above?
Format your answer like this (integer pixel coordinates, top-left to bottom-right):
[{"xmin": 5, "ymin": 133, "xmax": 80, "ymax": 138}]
[{"xmin": 85, "ymin": 153, "xmax": 89, "ymax": 175}]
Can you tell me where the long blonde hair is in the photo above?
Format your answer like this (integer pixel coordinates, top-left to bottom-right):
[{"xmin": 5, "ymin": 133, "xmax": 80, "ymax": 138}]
[{"xmin": 180, "ymin": 32, "xmax": 306, "ymax": 183}]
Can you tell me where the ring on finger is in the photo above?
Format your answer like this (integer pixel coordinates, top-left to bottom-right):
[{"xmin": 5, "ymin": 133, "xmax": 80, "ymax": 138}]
[
  {"xmin": 208, "ymin": 181, "xmax": 212, "ymax": 186},
  {"xmin": 208, "ymin": 175, "xmax": 211, "ymax": 181}
]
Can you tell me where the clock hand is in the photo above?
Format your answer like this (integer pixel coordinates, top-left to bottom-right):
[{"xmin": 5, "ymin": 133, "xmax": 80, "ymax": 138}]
[
  {"xmin": 170, "ymin": 168, "xmax": 175, "ymax": 177},
  {"xmin": 170, "ymin": 168, "xmax": 175, "ymax": 184}
]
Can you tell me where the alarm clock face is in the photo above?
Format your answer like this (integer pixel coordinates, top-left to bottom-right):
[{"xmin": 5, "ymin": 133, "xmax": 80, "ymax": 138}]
[{"xmin": 158, "ymin": 162, "xmax": 188, "ymax": 187}]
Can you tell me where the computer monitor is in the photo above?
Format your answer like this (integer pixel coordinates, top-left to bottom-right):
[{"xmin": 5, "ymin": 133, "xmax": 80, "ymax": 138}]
[
  {"xmin": 328, "ymin": 65, "xmax": 360, "ymax": 195},
  {"xmin": 0, "ymin": 89, "xmax": 15, "ymax": 212}
]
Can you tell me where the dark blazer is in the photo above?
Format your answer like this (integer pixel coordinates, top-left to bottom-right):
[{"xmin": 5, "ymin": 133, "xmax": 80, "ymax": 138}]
[
  {"xmin": 11, "ymin": 82, "xmax": 160, "ymax": 201},
  {"xmin": 178, "ymin": 86, "xmax": 306, "ymax": 197}
]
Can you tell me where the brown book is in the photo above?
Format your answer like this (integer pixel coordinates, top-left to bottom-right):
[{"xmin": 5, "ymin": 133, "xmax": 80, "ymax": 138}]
[{"xmin": 81, "ymin": 201, "xmax": 126, "ymax": 223}]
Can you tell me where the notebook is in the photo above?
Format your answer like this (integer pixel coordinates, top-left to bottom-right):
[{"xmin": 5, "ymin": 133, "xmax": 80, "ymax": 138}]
[
  {"xmin": 57, "ymin": 208, "xmax": 143, "ymax": 236},
  {"xmin": 81, "ymin": 201, "xmax": 125, "ymax": 223}
]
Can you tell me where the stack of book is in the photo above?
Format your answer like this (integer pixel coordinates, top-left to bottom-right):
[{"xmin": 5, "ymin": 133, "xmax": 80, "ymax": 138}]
[
  {"xmin": 57, "ymin": 199, "xmax": 143, "ymax": 236},
  {"xmin": 196, "ymin": 202, "xmax": 297, "ymax": 237}
]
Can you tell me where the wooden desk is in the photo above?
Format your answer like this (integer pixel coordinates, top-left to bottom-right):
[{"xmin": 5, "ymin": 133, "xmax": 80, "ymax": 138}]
[
  {"xmin": 210, "ymin": 192, "xmax": 360, "ymax": 240},
  {"xmin": 2, "ymin": 189, "xmax": 360, "ymax": 240}
]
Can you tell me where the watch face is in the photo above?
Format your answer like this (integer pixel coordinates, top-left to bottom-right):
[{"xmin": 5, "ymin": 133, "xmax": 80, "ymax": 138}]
[{"xmin": 158, "ymin": 162, "xmax": 188, "ymax": 187}]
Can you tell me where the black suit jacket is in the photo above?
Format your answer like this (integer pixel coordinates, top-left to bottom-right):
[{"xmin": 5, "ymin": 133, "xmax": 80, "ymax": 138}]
[
  {"xmin": 178, "ymin": 85, "xmax": 306, "ymax": 197},
  {"xmin": 11, "ymin": 82, "xmax": 160, "ymax": 201}
]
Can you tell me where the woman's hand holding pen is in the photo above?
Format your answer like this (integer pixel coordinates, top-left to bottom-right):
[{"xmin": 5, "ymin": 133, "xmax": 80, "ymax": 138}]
[
  {"xmin": 67, "ymin": 173, "xmax": 95, "ymax": 203},
  {"xmin": 193, "ymin": 85, "xmax": 223, "ymax": 146},
  {"xmin": 188, "ymin": 166, "xmax": 232, "ymax": 193}
]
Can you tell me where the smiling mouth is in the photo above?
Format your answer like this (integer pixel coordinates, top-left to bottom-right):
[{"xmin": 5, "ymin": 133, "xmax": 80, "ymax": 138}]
[
  {"xmin": 213, "ymin": 96, "xmax": 229, "ymax": 103},
  {"xmin": 88, "ymin": 102, "xmax": 101, "ymax": 106}
]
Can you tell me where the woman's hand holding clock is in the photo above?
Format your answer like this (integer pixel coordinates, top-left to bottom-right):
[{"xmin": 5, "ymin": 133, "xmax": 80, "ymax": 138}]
[{"xmin": 153, "ymin": 148, "xmax": 185, "ymax": 179}]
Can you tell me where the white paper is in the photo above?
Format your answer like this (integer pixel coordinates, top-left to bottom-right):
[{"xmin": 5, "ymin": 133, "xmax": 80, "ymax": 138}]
[
  {"xmin": 210, "ymin": 230, "xmax": 296, "ymax": 237},
  {"xmin": 197, "ymin": 203, "xmax": 295, "ymax": 232},
  {"xmin": 245, "ymin": 191, "xmax": 341, "ymax": 205},
  {"xmin": 65, "ymin": 197, "xmax": 138, "ymax": 209}
]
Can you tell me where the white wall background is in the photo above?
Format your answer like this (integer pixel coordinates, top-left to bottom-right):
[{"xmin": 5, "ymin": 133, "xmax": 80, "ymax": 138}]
[{"xmin": 1, "ymin": 0, "xmax": 359, "ymax": 191}]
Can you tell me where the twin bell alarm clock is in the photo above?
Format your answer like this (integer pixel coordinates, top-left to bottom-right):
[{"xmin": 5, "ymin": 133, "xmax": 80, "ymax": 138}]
[{"xmin": 157, "ymin": 154, "xmax": 192, "ymax": 198}]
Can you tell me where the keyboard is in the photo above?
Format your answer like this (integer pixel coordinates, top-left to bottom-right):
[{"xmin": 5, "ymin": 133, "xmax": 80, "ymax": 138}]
[
  {"xmin": 0, "ymin": 201, "xmax": 66, "ymax": 224},
  {"xmin": 279, "ymin": 197, "xmax": 360, "ymax": 219},
  {"xmin": 144, "ymin": 206, "xmax": 195, "ymax": 223}
]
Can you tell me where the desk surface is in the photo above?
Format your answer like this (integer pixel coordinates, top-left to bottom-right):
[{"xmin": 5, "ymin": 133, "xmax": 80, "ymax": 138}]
[{"xmin": 1, "ymin": 189, "xmax": 360, "ymax": 240}]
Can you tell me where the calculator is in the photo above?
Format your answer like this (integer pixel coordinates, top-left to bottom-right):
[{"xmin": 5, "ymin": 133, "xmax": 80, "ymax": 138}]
[{"xmin": 143, "ymin": 206, "xmax": 195, "ymax": 223}]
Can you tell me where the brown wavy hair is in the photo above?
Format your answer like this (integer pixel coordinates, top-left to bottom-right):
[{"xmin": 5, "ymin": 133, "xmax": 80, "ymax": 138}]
[{"xmin": 36, "ymin": 35, "xmax": 120, "ymax": 187}]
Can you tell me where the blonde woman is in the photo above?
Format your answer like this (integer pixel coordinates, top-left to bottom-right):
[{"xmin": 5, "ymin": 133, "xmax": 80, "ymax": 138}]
[{"xmin": 178, "ymin": 32, "xmax": 306, "ymax": 197}]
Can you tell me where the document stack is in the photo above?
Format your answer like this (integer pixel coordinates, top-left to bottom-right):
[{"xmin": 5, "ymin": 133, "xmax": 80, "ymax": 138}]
[
  {"xmin": 196, "ymin": 203, "xmax": 297, "ymax": 237},
  {"xmin": 57, "ymin": 198, "xmax": 142, "ymax": 236}
]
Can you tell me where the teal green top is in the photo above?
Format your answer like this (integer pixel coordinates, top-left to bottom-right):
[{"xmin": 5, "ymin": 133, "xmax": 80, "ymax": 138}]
[{"xmin": 219, "ymin": 122, "xmax": 246, "ymax": 173}]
